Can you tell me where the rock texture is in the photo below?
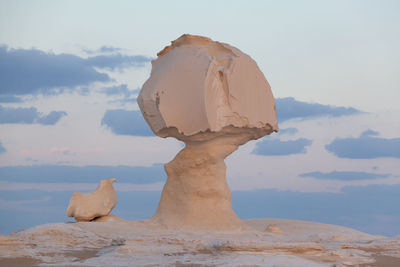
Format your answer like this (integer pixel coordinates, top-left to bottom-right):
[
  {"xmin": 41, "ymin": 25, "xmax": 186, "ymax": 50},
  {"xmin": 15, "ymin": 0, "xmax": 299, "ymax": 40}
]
[
  {"xmin": 67, "ymin": 178, "xmax": 117, "ymax": 222},
  {"xmin": 138, "ymin": 34, "xmax": 278, "ymax": 230},
  {"xmin": 264, "ymin": 224, "xmax": 284, "ymax": 234},
  {"xmin": 1, "ymin": 219, "xmax": 399, "ymax": 266},
  {"xmin": 138, "ymin": 34, "xmax": 278, "ymax": 137}
]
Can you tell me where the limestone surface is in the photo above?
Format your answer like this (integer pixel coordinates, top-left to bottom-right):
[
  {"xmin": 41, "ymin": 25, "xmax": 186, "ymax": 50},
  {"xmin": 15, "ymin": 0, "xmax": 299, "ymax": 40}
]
[
  {"xmin": 138, "ymin": 34, "xmax": 278, "ymax": 229},
  {"xmin": 1, "ymin": 219, "xmax": 399, "ymax": 266},
  {"xmin": 67, "ymin": 178, "xmax": 117, "ymax": 222},
  {"xmin": 138, "ymin": 34, "xmax": 278, "ymax": 138}
]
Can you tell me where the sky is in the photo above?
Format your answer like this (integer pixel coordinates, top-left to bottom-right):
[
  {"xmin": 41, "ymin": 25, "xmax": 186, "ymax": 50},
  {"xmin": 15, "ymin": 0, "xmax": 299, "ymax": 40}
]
[{"xmin": 0, "ymin": 0, "xmax": 400, "ymax": 236}]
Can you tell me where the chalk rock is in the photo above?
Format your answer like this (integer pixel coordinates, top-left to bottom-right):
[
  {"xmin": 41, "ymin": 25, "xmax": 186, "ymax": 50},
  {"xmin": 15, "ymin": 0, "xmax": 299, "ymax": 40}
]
[
  {"xmin": 265, "ymin": 224, "xmax": 284, "ymax": 234},
  {"xmin": 138, "ymin": 34, "xmax": 278, "ymax": 230},
  {"xmin": 3, "ymin": 219, "xmax": 398, "ymax": 266},
  {"xmin": 138, "ymin": 34, "xmax": 278, "ymax": 140},
  {"xmin": 67, "ymin": 178, "xmax": 117, "ymax": 222},
  {"xmin": 93, "ymin": 214, "xmax": 123, "ymax": 222}
]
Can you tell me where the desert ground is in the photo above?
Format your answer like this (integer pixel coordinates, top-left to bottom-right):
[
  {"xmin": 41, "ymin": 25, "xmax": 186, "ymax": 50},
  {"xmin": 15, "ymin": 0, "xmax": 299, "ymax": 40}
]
[{"xmin": 1, "ymin": 217, "xmax": 399, "ymax": 266}]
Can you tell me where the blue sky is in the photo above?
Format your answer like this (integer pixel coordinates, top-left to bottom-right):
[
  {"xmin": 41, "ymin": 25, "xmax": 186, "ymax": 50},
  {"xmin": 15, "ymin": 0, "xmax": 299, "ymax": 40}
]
[{"xmin": 0, "ymin": 0, "xmax": 400, "ymax": 236}]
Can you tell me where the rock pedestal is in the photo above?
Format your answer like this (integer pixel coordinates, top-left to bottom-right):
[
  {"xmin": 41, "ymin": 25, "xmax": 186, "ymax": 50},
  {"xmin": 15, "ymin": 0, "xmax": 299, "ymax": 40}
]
[
  {"xmin": 152, "ymin": 129, "xmax": 272, "ymax": 229},
  {"xmin": 138, "ymin": 34, "xmax": 278, "ymax": 229}
]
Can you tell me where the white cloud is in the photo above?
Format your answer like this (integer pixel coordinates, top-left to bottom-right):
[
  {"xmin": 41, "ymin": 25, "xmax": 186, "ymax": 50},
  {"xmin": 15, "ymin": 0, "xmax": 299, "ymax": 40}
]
[{"xmin": 226, "ymin": 111, "xmax": 400, "ymax": 193}]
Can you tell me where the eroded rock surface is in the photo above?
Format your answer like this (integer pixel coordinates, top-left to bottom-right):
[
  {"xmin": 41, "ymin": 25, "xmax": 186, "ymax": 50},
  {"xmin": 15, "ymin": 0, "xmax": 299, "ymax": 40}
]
[
  {"xmin": 1, "ymin": 219, "xmax": 399, "ymax": 266},
  {"xmin": 67, "ymin": 178, "xmax": 117, "ymax": 222},
  {"xmin": 264, "ymin": 224, "xmax": 284, "ymax": 234},
  {"xmin": 138, "ymin": 34, "xmax": 278, "ymax": 229},
  {"xmin": 138, "ymin": 34, "xmax": 278, "ymax": 137}
]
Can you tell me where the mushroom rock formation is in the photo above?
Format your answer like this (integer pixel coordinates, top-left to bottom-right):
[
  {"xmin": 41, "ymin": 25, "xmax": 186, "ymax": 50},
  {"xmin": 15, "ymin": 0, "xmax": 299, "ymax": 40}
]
[
  {"xmin": 138, "ymin": 34, "xmax": 278, "ymax": 230},
  {"xmin": 67, "ymin": 178, "xmax": 117, "ymax": 222}
]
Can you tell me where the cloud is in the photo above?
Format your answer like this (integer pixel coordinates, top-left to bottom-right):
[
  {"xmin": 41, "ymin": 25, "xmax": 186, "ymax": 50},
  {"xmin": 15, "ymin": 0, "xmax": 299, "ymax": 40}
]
[
  {"xmin": 325, "ymin": 129, "xmax": 400, "ymax": 159},
  {"xmin": 0, "ymin": 45, "xmax": 151, "ymax": 96},
  {"xmin": 102, "ymin": 84, "xmax": 133, "ymax": 97},
  {"xmin": 299, "ymin": 171, "xmax": 391, "ymax": 181},
  {"xmin": 0, "ymin": 45, "xmax": 109, "ymax": 95},
  {"xmin": 98, "ymin": 46, "xmax": 122, "ymax": 53},
  {"xmin": 361, "ymin": 129, "xmax": 379, "ymax": 137},
  {"xmin": 85, "ymin": 54, "xmax": 152, "ymax": 71},
  {"xmin": 102, "ymin": 84, "xmax": 139, "ymax": 98},
  {"xmin": 109, "ymin": 97, "xmax": 138, "ymax": 105},
  {"xmin": 252, "ymin": 138, "xmax": 312, "ymax": 156},
  {"xmin": 0, "ymin": 105, "xmax": 66, "ymax": 125},
  {"xmin": 36, "ymin": 111, "xmax": 67, "ymax": 125},
  {"xmin": 0, "ymin": 196, "xmax": 52, "ymax": 211},
  {"xmin": 49, "ymin": 147, "xmax": 75, "ymax": 156},
  {"xmin": 25, "ymin": 157, "xmax": 39, "ymax": 163},
  {"xmin": 82, "ymin": 45, "xmax": 123, "ymax": 54},
  {"xmin": 0, "ymin": 190, "xmax": 76, "ymax": 234},
  {"xmin": 0, "ymin": 141, "xmax": 5, "ymax": 154},
  {"xmin": 101, "ymin": 109, "xmax": 154, "ymax": 136},
  {"xmin": 1, "ymin": 183, "xmax": 400, "ymax": 236},
  {"xmin": 0, "ymin": 181, "xmax": 164, "ymax": 192},
  {"xmin": 0, "ymin": 95, "xmax": 23, "ymax": 103},
  {"xmin": 0, "ymin": 164, "xmax": 165, "ymax": 184},
  {"xmin": 102, "ymin": 84, "xmax": 140, "ymax": 105},
  {"xmin": 276, "ymin": 97, "xmax": 361, "ymax": 123},
  {"xmin": 277, "ymin": 127, "xmax": 298, "ymax": 135},
  {"xmin": 232, "ymin": 183, "xmax": 400, "ymax": 236},
  {"xmin": 0, "ymin": 190, "xmax": 161, "ymax": 234}
]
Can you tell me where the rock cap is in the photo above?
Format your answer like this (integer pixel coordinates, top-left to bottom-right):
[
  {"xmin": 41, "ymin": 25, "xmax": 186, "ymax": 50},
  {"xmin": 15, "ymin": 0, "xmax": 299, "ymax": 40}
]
[{"xmin": 138, "ymin": 34, "xmax": 278, "ymax": 141}]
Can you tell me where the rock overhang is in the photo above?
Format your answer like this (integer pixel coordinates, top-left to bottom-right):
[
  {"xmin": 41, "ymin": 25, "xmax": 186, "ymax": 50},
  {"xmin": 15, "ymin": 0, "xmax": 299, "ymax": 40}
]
[{"xmin": 138, "ymin": 34, "xmax": 278, "ymax": 140}]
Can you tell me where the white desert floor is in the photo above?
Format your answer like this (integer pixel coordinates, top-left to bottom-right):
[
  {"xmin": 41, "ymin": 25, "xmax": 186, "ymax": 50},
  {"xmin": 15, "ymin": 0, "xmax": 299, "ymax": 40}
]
[{"xmin": 1, "ymin": 217, "xmax": 399, "ymax": 267}]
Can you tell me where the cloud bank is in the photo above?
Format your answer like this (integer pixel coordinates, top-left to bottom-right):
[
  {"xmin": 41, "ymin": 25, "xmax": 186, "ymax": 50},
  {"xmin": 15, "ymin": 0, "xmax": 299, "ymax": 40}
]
[
  {"xmin": 253, "ymin": 138, "xmax": 312, "ymax": 156},
  {"xmin": 0, "ymin": 45, "xmax": 151, "ymax": 96},
  {"xmin": 1, "ymin": 183, "xmax": 400, "ymax": 236},
  {"xmin": 101, "ymin": 109, "xmax": 153, "ymax": 136},
  {"xmin": 85, "ymin": 54, "xmax": 151, "ymax": 70},
  {"xmin": 233, "ymin": 183, "xmax": 400, "ymax": 236},
  {"xmin": 102, "ymin": 84, "xmax": 137, "ymax": 97},
  {"xmin": 276, "ymin": 97, "xmax": 361, "ymax": 123},
  {"xmin": 0, "ymin": 141, "xmax": 5, "ymax": 154},
  {"xmin": 0, "ymin": 105, "xmax": 66, "ymax": 125},
  {"xmin": 0, "ymin": 95, "xmax": 23, "ymax": 103},
  {"xmin": 83, "ymin": 45, "xmax": 123, "ymax": 54},
  {"xmin": 0, "ymin": 45, "xmax": 108, "ymax": 95},
  {"xmin": 277, "ymin": 127, "xmax": 298, "ymax": 136},
  {"xmin": 326, "ymin": 130, "xmax": 400, "ymax": 159},
  {"xmin": 300, "ymin": 171, "xmax": 390, "ymax": 181},
  {"xmin": 0, "ymin": 164, "xmax": 165, "ymax": 184}
]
